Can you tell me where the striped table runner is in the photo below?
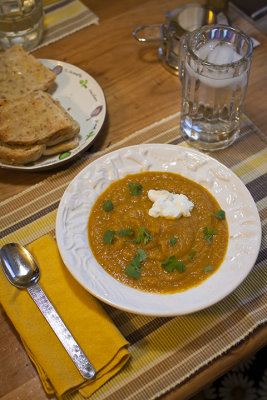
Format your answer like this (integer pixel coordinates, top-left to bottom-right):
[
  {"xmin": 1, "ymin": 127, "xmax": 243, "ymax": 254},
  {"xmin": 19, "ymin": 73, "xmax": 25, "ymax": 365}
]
[
  {"xmin": 0, "ymin": 113, "xmax": 266, "ymax": 400},
  {"xmin": 35, "ymin": 0, "xmax": 99, "ymax": 50}
]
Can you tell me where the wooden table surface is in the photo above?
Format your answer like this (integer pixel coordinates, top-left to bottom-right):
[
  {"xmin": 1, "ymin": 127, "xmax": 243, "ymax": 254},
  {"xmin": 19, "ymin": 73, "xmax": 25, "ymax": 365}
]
[{"xmin": 0, "ymin": 1, "xmax": 266, "ymax": 399}]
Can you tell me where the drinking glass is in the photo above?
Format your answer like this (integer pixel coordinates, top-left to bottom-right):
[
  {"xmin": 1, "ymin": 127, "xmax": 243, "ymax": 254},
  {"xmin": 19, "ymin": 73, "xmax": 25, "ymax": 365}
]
[
  {"xmin": 0, "ymin": 0, "xmax": 44, "ymax": 51},
  {"xmin": 179, "ymin": 25, "xmax": 253, "ymax": 151}
]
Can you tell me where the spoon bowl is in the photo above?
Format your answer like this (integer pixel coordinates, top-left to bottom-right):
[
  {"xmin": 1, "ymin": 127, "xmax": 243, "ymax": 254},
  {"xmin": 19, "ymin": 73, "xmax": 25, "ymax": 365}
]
[{"xmin": 0, "ymin": 242, "xmax": 39, "ymax": 288}]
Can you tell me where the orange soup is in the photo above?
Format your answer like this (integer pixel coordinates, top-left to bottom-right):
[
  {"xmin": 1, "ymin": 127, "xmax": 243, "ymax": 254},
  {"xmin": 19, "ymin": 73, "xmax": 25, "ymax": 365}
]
[{"xmin": 88, "ymin": 171, "xmax": 228, "ymax": 294}]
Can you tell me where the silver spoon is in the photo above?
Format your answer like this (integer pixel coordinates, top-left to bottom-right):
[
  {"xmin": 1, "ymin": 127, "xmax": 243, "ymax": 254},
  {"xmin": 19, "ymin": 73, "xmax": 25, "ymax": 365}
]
[{"xmin": 0, "ymin": 242, "xmax": 95, "ymax": 380}]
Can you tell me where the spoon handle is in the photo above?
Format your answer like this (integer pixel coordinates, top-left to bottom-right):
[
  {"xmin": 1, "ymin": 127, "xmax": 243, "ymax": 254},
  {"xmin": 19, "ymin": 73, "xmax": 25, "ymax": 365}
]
[{"xmin": 27, "ymin": 283, "xmax": 96, "ymax": 380}]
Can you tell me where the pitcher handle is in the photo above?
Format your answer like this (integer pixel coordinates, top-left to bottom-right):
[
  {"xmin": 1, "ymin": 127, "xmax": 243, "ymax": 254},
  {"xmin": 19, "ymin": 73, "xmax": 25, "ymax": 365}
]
[{"xmin": 132, "ymin": 24, "xmax": 164, "ymax": 43}]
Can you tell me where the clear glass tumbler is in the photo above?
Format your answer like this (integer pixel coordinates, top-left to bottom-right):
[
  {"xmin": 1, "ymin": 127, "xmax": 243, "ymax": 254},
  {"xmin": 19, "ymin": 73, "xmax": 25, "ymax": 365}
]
[
  {"xmin": 0, "ymin": 0, "xmax": 44, "ymax": 51},
  {"xmin": 179, "ymin": 25, "xmax": 253, "ymax": 151}
]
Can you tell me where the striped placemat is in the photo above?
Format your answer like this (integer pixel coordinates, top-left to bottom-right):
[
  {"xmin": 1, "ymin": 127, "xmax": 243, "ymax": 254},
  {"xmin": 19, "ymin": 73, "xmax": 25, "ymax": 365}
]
[
  {"xmin": 35, "ymin": 0, "xmax": 99, "ymax": 50},
  {"xmin": 0, "ymin": 113, "xmax": 266, "ymax": 400}
]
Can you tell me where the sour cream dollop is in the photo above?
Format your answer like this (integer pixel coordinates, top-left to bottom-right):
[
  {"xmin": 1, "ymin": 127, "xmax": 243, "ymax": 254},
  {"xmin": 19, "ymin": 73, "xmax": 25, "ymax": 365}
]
[{"xmin": 148, "ymin": 190, "xmax": 194, "ymax": 218}]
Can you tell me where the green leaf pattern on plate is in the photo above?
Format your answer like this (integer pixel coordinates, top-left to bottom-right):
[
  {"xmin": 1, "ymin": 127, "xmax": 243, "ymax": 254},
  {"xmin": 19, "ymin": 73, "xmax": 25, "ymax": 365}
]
[
  {"xmin": 86, "ymin": 131, "xmax": 95, "ymax": 139},
  {"xmin": 80, "ymin": 79, "xmax": 88, "ymax": 88},
  {"xmin": 59, "ymin": 152, "xmax": 71, "ymax": 160}
]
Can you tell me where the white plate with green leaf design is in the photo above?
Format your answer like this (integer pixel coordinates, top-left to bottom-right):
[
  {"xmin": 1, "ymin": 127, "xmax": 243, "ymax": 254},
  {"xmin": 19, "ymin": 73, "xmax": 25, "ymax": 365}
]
[{"xmin": 0, "ymin": 60, "xmax": 106, "ymax": 171}]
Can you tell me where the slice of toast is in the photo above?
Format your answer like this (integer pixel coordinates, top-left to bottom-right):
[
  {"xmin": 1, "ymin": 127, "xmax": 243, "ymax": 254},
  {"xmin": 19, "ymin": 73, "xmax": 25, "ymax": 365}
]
[
  {"xmin": 0, "ymin": 135, "xmax": 79, "ymax": 165},
  {"xmin": 0, "ymin": 44, "xmax": 56, "ymax": 105},
  {"xmin": 0, "ymin": 142, "xmax": 46, "ymax": 165},
  {"xmin": 45, "ymin": 102, "xmax": 80, "ymax": 146},
  {"xmin": 0, "ymin": 90, "xmax": 75, "ymax": 145},
  {"xmin": 43, "ymin": 136, "xmax": 79, "ymax": 156},
  {"xmin": 0, "ymin": 95, "xmax": 80, "ymax": 165}
]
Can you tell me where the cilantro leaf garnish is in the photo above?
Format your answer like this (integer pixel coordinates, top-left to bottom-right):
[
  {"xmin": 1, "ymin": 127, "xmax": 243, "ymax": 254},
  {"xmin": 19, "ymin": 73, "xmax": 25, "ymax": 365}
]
[
  {"xmin": 215, "ymin": 210, "xmax": 225, "ymax": 220},
  {"xmin": 125, "ymin": 249, "xmax": 147, "ymax": 279},
  {"xmin": 103, "ymin": 200, "xmax": 114, "ymax": 212},
  {"xmin": 170, "ymin": 236, "xmax": 178, "ymax": 247},
  {"xmin": 125, "ymin": 263, "xmax": 141, "ymax": 279},
  {"xmin": 128, "ymin": 182, "xmax": 143, "ymax": 196},
  {"xmin": 129, "ymin": 227, "xmax": 152, "ymax": 245},
  {"xmin": 103, "ymin": 230, "xmax": 115, "ymax": 244},
  {"xmin": 161, "ymin": 256, "xmax": 186, "ymax": 273},
  {"xmin": 119, "ymin": 228, "xmax": 134, "ymax": 237},
  {"xmin": 204, "ymin": 265, "xmax": 214, "ymax": 273},
  {"xmin": 203, "ymin": 227, "xmax": 216, "ymax": 244},
  {"xmin": 136, "ymin": 248, "xmax": 147, "ymax": 262},
  {"xmin": 189, "ymin": 250, "xmax": 197, "ymax": 261}
]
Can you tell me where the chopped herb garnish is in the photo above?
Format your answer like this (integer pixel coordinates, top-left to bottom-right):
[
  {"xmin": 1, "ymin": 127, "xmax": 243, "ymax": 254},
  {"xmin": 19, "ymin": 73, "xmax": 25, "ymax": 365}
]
[
  {"xmin": 125, "ymin": 249, "xmax": 147, "ymax": 279},
  {"xmin": 103, "ymin": 200, "xmax": 114, "ymax": 212},
  {"xmin": 204, "ymin": 265, "xmax": 214, "ymax": 273},
  {"xmin": 161, "ymin": 256, "xmax": 186, "ymax": 273},
  {"xmin": 119, "ymin": 228, "xmax": 134, "ymax": 237},
  {"xmin": 203, "ymin": 227, "xmax": 216, "ymax": 244},
  {"xmin": 129, "ymin": 227, "xmax": 152, "ymax": 245},
  {"xmin": 170, "ymin": 236, "xmax": 178, "ymax": 247},
  {"xmin": 128, "ymin": 182, "xmax": 143, "ymax": 196},
  {"xmin": 189, "ymin": 250, "xmax": 197, "ymax": 261},
  {"xmin": 215, "ymin": 210, "xmax": 225, "ymax": 220},
  {"xmin": 103, "ymin": 230, "xmax": 115, "ymax": 244}
]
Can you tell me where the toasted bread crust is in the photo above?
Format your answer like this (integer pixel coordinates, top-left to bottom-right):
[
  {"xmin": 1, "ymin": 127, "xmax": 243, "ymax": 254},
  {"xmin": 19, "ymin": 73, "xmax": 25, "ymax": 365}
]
[
  {"xmin": 45, "ymin": 101, "xmax": 80, "ymax": 146},
  {"xmin": 0, "ymin": 44, "xmax": 56, "ymax": 105}
]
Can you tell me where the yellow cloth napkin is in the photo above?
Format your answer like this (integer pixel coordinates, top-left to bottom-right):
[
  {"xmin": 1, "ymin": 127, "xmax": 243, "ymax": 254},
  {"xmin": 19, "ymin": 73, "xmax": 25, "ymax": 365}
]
[{"xmin": 0, "ymin": 234, "xmax": 129, "ymax": 398}]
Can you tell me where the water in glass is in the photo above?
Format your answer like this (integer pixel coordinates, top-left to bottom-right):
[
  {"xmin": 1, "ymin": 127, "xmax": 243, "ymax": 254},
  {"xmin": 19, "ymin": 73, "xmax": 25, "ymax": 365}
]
[
  {"xmin": 0, "ymin": 0, "xmax": 44, "ymax": 51},
  {"xmin": 179, "ymin": 25, "xmax": 253, "ymax": 151}
]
